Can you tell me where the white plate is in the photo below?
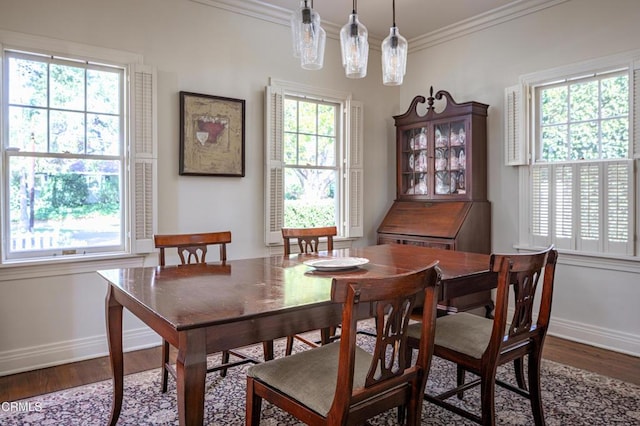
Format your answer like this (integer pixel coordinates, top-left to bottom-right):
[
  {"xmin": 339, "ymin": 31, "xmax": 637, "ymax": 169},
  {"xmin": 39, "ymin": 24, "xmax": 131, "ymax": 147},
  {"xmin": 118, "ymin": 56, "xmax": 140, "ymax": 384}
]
[{"xmin": 303, "ymin": 257, "xmax": 369, "ymax": 271}]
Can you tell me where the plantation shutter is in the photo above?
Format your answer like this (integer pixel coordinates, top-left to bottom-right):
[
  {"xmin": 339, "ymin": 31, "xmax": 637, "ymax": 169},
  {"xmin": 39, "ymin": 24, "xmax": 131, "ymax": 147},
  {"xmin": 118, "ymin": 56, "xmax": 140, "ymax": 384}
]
[
  {"xmin": 531, "ymin": 165, "xmax": 550, "ymax": 247},
  {"xmin": 603, "ymin": 161, "xmax": 633, "ymax": 255},
  {"xmin": 264, "ymin": 85, "xmax": 285, "ymax": 245},
  {"xmin": 575, "ymin": 161, "xmax": 633, "ymax": 255},
  {"xmin": 633, "ymin": 60, "xmax": 640, "ymax": 158},
  {"xmin": 504, "ymin": 84, "xmax": 527, "ymax": 166},
  {"xmin": 345, "ymin": 100, "xmax": 364, "ymax": 238},
  {"xmin": 576, "ymin": 163, "xmax": 600, "ymax": 253},
  {"xmin": 553, "ymin": 164, "xmax": 574, "ymax": 250},
  {"xmin": 129, "ymin": 64, "xmax": 157, "ymax": 254},
  {"xmin": 532, "ymin": 161, "xmax": 633, "ymax": 255}
]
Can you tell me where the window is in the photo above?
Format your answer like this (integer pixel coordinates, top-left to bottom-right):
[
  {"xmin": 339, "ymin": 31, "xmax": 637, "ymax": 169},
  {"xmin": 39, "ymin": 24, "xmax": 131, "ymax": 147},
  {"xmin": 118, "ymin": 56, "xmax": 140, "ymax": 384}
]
[
  {"xmin": 283, "ymin": 96, "xmax": 338, "ymax": 228},
  {"xmin": 1, "ymin": 34, "xmax": 157, "ymax": 263},
  {"xmin": 508, "ymin": 52, "xmax": 639, "ymax": 257},
  {"xmin": 537, "ymin": 72, "xmax": 629, "ymax": 162},
  {"xmin": 264, "ymin": 80, "xmax": 363, "ymax": 245}
]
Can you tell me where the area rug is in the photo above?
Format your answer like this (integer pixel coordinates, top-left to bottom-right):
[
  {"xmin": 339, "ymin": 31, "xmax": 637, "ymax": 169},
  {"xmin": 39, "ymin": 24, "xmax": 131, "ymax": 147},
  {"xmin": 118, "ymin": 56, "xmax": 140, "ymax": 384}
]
[{"xmin": 1, "ymin": 332, "xmax": 639, "ymax": 425}]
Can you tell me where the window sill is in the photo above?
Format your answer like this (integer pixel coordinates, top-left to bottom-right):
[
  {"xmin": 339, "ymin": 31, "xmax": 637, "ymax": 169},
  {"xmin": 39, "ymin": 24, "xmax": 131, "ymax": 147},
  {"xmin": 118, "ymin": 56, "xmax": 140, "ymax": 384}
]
[
  {"xmin": 513, "ymin": 245, "xmax": 640, "ymax": 274},
  {"xmin": 0, "ymin": 253, "xmax": 149, "ymax": 282}
]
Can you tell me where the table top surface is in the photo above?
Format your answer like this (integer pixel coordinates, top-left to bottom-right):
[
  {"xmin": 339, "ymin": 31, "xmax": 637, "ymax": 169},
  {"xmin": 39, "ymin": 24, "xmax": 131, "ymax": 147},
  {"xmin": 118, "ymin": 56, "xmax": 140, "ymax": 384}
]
[{"xmin": 99, "ymin": 244, "xmax": 489, "ymax": 331}]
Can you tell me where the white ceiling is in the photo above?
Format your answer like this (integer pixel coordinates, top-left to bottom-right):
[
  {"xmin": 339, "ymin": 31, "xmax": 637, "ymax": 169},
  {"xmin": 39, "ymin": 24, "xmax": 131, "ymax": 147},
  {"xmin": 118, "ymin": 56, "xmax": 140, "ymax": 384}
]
[{"xmin": 258, "ymin": 0, "xmax": 521, "ymax": 40}]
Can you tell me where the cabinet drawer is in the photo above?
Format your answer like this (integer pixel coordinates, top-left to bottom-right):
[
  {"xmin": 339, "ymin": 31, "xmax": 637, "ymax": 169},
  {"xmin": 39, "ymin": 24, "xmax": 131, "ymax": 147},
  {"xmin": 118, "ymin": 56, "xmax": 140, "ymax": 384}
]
[
  {"xmin": 377, "ymin": 234, "xmax": 401, "ymax": 245},
  {"xmin": 406, "ymin": 239, "xmax": 453, "ymax": 250},
  {"xmin": 377, "ymin": 233, "xmax": 454, "ymax": 250}
]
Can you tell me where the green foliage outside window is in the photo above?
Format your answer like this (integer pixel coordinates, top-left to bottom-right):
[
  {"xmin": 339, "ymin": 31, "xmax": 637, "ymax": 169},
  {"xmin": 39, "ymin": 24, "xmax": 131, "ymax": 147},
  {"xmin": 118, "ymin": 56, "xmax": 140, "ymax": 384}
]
[
  {"xmin": 30, "ymin": 174, "xmax": 120, "ymax": 221},
  {"xmin": 539, "ymin": 73, "xmax": 629, "ymax": 162},
  {"xmin": 284, "ymin": 199, "xmax": 335, "ymax": 228},
  {"xmin": 45, "ymin": 174, "xmax": 89, "ymax": 208},
  {"xmin": 98, "ymin": 175, "xmax": 120, "ymax": 206}
]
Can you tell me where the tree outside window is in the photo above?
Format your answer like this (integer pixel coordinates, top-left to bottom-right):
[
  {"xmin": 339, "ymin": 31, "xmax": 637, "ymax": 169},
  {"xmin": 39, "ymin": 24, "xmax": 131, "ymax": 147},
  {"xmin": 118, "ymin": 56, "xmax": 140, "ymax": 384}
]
[
  {"xmin": 4, "ymin": 51, "xmax": 124, "ymax": 255},
  {"xmin": 538, "ymin": 72, "xmax": 629, "ymax": 162}
]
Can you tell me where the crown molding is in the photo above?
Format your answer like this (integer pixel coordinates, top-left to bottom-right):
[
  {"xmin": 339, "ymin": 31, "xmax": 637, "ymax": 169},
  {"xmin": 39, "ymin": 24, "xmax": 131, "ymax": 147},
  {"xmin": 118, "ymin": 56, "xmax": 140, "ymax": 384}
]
[
  {"xmin": 189, "ymin": 0, "xmax": 568, "ymax": 55},
  {"xmin": 189, "ymin": 0, "xmax": 289, "ymax": 29},
  {"xmin": 188, "ymin": 0, "xmax": 378, "ymax": 52},
  {"xmin": 408, "ymin": 0, "xmax": 570, "ymax": 53}
]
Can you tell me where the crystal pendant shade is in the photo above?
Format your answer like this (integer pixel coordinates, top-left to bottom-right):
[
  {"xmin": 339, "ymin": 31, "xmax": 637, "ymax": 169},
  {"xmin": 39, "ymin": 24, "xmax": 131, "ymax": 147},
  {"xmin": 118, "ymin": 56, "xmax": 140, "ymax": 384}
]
[
  {"xmin": 381, "ymin": 27, "xmax": 407, "ymax": 86},
  {"xmin": 301, "ymin": 25, "xmax": 326, "ymax": 70},
  {"xmin": 339, "ymin": 13, "xmax": 369, "ymax": 79},
  {"xmin": 290, "ymin": 0, "xmax": 324, "ymax": 70}
]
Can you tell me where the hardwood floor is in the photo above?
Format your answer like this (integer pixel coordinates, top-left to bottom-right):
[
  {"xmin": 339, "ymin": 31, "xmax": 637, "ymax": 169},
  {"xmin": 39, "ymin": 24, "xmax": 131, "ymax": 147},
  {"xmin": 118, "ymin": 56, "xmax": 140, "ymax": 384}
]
[
  {"xmin": 543, "ymin": 335, "xmax": 640, "ymax": 384},
  {"xmin": 0, "ymin": 336, "xmax": 638, "ymax": 403}
]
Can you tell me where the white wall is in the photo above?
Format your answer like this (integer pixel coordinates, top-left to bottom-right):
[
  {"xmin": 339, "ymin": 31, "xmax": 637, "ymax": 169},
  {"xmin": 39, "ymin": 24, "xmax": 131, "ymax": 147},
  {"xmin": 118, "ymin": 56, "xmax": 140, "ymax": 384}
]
[
  {"xmin": 0, "ymin": 0, "xmax": 638, "ymax": 376},
  {"xmin": 401, "ymin": 0, "xmax": 640, "ymax": 355}
]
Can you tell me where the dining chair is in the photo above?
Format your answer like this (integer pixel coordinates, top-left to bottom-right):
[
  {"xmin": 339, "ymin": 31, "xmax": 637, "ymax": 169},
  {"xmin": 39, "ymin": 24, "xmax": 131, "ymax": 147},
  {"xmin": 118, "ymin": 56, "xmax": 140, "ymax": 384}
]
[
  {"xmin": 407, "ymin": 245, "xmax": 558, "ymax": 425},
  {"xmin": 281, "ymin": 226, "xmax": 338, "ymax": 355},
  {"xmin": 246, "ymin": 261, "xmax": 442, "ymax": 425},
  {"xmin": 154, "ymin": 231, "xmax": 269, "ymax": 393}
]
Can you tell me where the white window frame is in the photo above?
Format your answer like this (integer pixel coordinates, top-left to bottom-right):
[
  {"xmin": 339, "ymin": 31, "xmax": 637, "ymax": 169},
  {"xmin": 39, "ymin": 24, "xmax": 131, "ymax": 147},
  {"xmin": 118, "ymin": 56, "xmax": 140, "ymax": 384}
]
[
  {"xmin": 0, "ymin": 30, "xmax": 157, "ymax": 265},
  {"xmin": 510, "ymin": 49, "xmax": 640, "ymax": 260},
  {"xmin": 264, "ymin": 78, "xmax": 363, "ymax": 245}
]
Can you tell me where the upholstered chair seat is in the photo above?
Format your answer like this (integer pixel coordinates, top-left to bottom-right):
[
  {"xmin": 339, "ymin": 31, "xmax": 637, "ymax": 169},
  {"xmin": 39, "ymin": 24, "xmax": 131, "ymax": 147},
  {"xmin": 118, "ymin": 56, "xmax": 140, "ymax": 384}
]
[
  {"xmin": 248, "ymin": 342, "xmax": 373, "ymax": 416},
  {"xmin": 409, "ymin": 312, "xmax": 493, "ymax": 359}
]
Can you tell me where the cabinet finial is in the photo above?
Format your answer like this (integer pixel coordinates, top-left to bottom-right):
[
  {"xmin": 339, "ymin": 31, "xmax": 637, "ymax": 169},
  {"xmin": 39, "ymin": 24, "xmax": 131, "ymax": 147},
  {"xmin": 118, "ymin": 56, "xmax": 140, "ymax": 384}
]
[{"xmin": 427, "ymin": 86, "xmax": 435, "ymax": 110}]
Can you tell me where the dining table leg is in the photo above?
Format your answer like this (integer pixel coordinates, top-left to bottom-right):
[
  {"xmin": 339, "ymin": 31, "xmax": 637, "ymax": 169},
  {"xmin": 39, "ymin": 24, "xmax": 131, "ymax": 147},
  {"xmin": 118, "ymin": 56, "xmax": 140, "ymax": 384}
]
[
  {"xmin": 176, "ymin": 328, "xmax": 207, "ymax": 426},
  {"xmin": 105, "ymin": 285, "xmax": 124, "ymax": 426},
  {"xmin": 262, "ymin": 341, "xmax": 274, "ymax": 361}
]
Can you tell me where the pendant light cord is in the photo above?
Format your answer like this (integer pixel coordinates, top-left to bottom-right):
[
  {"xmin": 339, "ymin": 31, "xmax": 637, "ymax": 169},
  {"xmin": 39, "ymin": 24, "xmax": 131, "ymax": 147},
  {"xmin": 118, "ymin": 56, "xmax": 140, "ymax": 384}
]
[
  {"xmin": 390, "ymin": 0, "xmax": 398, "ymax": 47},
  {"xmin": 350, "ymin": 0, "xmax": 358, "ymax": 31},
  {"xmin": 392, "ymin": 0, "xmax": 396, "ymax": 27}
]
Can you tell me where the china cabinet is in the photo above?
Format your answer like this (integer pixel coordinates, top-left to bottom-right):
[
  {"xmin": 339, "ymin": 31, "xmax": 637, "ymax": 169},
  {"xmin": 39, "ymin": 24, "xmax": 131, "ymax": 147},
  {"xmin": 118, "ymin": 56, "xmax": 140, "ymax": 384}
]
[{"xmin": 377, "ymin": 87, "xmax": 493, "ymax": 315}]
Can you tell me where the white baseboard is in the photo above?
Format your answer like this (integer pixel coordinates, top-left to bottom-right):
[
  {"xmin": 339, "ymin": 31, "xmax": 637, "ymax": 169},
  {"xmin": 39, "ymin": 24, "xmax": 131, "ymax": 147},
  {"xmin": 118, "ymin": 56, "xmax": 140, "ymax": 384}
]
[
  {"xmin": 0, "ymin": 328, "xmax": 161, "ymax": 377},
  {"xmin": 504, "ymin": 307, "xmax": 639, "ymax": 357},
  {"xmin": 547, "ymin": 316, "xmax": 640, "ymax": 357}
]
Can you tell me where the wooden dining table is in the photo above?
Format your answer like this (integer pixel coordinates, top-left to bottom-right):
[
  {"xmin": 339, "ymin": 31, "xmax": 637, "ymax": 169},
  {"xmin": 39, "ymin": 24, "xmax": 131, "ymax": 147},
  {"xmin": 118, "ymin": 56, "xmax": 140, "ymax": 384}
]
[{"xmin": 100, "ymin": 244, "xmax": 492, "ymax": 426}]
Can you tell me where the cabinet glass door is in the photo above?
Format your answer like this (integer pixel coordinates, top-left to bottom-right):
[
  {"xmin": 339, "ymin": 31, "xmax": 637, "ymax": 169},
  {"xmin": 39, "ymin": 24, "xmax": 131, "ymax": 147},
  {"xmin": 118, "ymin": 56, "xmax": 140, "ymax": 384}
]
[
  {"xmin": 402, "ymin": 127, "xmax": 428, "ymax": 195},
  {"xmin": 434, "ymin": 120, "xmax": 467, "ymax": 195}
]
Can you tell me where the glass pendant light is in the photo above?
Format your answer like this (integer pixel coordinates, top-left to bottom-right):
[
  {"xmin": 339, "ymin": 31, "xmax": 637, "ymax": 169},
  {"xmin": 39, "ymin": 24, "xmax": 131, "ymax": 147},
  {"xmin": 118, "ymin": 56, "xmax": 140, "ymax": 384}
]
[
  {"xmin": 381, "ymin": 0, "xmax": 407, "ymax": 86},
  {"xmin": 301, "ymin": 25, "xmax": 326, "ymax": 70},
  {"xmin": 291, "ymin": 0, "xmax": 325, "ymax": 70},
  {"xmin": 340, "ymin": 0, "xmax": 369, "ymax": 79}
]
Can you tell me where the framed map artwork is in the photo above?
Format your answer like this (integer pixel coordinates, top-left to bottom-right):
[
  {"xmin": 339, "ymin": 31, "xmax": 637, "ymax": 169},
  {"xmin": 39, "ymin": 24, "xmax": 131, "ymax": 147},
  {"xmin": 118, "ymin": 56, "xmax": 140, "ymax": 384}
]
[{"xmin": 179, "ymin": 91, "xmax": 245, "ymax": 176}]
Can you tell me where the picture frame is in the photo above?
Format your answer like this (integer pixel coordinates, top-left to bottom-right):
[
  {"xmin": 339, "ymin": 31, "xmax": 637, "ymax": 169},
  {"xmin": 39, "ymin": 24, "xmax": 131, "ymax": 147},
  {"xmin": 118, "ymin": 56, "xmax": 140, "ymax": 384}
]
[{"xmin": 179, "ymin": 91, "xmax": 245, "ymax": 177}]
